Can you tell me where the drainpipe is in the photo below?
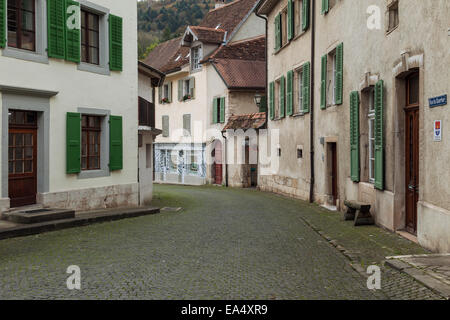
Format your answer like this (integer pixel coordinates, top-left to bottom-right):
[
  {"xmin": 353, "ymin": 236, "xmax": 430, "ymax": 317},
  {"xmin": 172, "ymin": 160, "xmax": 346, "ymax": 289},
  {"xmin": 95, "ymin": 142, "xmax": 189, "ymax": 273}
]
[
  {"xmin": 309, "ymin": 0, "xmax": 316, "ymax": 203},
  {"xmin": 221, "ymin": 131, "xmax": 229, "ymax": 187},
  {"xmin": 255, "ymin": 6, "xmax": 268, "ymax": 129}
]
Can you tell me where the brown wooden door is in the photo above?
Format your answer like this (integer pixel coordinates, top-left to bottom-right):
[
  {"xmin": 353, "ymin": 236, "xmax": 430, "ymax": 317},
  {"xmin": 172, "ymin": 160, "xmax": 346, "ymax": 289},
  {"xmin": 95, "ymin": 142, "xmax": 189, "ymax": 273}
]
[
  {"xmin": 8, "ymin": 126, "xmax": 38, "ymax": 208},
  {"xmin": 405, "ymin": 73, "xmax": 419, "ymax": 234},
  {"xmin": 214, "ymin": 164, "xmax": 223, "ymax": 185},
  {"xmin": 331, "ymin": 143, "xmax": 338, "ymax": 206}
]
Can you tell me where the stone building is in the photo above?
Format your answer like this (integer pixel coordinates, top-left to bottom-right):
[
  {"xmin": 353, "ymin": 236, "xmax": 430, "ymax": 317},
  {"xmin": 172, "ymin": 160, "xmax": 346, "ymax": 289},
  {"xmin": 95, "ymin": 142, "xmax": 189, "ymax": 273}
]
[
  {"xmin": 144, "ymin": 0, "xmax": 266, "ymax": 186},
  {"xmin": 0, "ymin": 0, "xmax": 144, "ymax": 212},
  {"xmin": 256, "ymin": 0, "xmax": 450, "ymax": 252}
]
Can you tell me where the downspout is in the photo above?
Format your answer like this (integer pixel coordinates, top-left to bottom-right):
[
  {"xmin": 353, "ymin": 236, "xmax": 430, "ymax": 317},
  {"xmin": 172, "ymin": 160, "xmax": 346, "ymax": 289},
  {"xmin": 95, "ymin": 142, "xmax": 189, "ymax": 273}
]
[
  {"xmin": 221, "ymin": 131, "xmax": 229, "ymax": 187},
  {"xmin": 255, "ymin": 5, "xmax": 268, "ymax": 129},
  {"xmin": 309, "ymin": 0, "xmax": 316, "ymax": 203}
]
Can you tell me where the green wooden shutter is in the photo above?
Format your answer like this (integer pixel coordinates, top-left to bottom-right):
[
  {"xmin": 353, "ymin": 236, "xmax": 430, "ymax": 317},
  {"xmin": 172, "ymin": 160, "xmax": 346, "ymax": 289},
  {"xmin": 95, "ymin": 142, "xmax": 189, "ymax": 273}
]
[
  {"xmin": 350, "ymin": 91, "xmax": 360, "ymax": 182},
  {"xmin": 0, "ymin": 0, "xmax": 6, "ymax": 48},
  {"xmin": 168, "ymin": 82, "xmax": 172, "ymax": 102},
  {"xmin": 66, "ymin": 112, "xmax": 81, "ymax": 174},
  {"xmin": 47, "ymin": 0, "xmax": 66, "ymax": 59},
  {"xmin": 322, "ymin": 0, "xmax": 329, "ymax": 14},
  {"xmin": 162, "ymin": 115, "xmax": 169, "ymax": 137},
  {"xmin": 302, "ymin": 62, "xmax": 311, "ymax": 113},
  {"xmin": 64, "ymin": 0, "xmax": 80, "ymax": 63},
  {"xmin": 189, "ymin": 77, "xmax": 195, "ymax": 98},
  {"xmin": 274, "ymin": 14, "xmax": 281, "ymax": 51},
  {"xmin": 269, "ymin": 82, "xmax": 275, "ymax": 120},
  {"xmin": 183, "ymin": 114, "xmax": 191, "ymax": 135},
  {"xmin": 109, "ymin": 14, "xmax": 123, "ymax": 71},
  {"xmin": 178, "ymin": 80, "xmax": 183, "ymax": 101},
  {"xmin": 286, "ymin": 70, "xmax": 293, "ymax": 116},
  {"xmin": 158, "ymin": 86, "xmax": 163, "ymax": 103},
  {"xmin": 374, "ymin": 80, "xmax": 384, "ymax": 190},
  {"xmin": 320, "ymin": 54, "xmax": 327, "ymax": 109},
  {"xmin": 335, "ymin": 43, "xmax": 344, "ymax": 105},
  {"xmin": 212, "ymin": 99, "xmax": 218, "ymax": 124},
  {"xmin": 287, "ymin": 0, "xmax": 294, "ymax": 41},
  {"xmin": 220, "ymin": 97, "xmax": 225, "ymax": 123},
  {"xmin": 109, "ymin": 115, "xmax": 123, "ymax": 171},
  {"xmin": 280, "ymin": 76, "xmax": 286, "ymax": 118},
  {"xmin": 302, "ymin": 0, "xmax": 310, "ymax": 31}
]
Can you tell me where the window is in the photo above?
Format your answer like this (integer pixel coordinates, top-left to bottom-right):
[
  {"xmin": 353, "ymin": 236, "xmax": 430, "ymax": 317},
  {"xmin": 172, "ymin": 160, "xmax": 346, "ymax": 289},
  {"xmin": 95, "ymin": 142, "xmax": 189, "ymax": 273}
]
[
  {"xmin": 295, "ymin": 67, "xmax": 304, "ymax": 114},
  {"xmin": 191, "ymin": 46, "xmax": 201, "ymax": 70},
  {"xmin": 160, "ymin": 82, "xmax": 172, "ymax": 103},
  {"xmin": 81, "ymin": 10, "xmax": 100, "ymax": 65},
  {"xmin": 327, "ymin": 50, "xmax": 337, "ymax": 106},
  {"xmin": 7, "ymin": 0, "xmax": 36, "ymax": 51},
  {"xmin": 368, "ymin": 88, "xmax": 375, "ymax": 183},
  {"xmin": 139, "ymin": 96, "xmax": 155, "ymax": 127},
  {"xmin": 387, "ymin": 1, "xmax": 399, "ymax": 33},
  {"xmin": 281, "ymin": 8, "xmax": 288, "ymax": 46},
  {"xmin": 275, "ymin": 79, "xmax": 281, "ymax": 118},
  {"xmin": 81, "ymin": 115, "xmax": 101, "ymax": 171}
]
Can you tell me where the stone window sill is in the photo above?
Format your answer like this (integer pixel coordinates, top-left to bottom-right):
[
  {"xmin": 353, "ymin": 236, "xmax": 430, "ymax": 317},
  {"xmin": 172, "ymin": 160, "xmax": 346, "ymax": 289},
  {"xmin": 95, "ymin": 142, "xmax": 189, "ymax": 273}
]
[{"xmin": 2, "ymin": 47, "xmax": 49, "ymax": 64}]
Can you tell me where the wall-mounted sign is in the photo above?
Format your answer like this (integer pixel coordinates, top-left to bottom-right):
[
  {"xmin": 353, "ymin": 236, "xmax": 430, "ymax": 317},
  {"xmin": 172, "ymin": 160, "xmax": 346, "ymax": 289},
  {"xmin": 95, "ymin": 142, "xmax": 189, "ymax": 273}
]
[
  {"xmin": 429, "ymin": 95, "xmax": 447, "ymax": 108},
  {"xmin": 434, "ymin": 120, "xmax": 442, "ymax": 142}
]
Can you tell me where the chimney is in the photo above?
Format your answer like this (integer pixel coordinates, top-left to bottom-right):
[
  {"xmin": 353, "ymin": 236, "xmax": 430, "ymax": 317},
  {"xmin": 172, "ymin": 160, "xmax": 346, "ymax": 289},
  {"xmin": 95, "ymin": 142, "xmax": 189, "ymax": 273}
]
[{"xmin": 215, "ymin": 0, "xmax": 225, "ymax": 9}]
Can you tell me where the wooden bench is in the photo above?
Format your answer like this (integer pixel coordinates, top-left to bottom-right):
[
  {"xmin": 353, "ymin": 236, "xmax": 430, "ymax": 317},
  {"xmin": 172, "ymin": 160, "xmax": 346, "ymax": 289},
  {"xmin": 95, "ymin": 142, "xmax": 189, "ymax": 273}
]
[{"xmin": 344, "ymin": 200, "xmax": 375, "ymax": 226}]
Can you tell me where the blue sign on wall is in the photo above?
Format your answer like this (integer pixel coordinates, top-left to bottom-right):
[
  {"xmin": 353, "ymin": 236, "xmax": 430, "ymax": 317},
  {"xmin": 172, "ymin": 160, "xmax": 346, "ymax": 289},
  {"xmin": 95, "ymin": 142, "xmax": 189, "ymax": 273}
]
[{"xmin": 429, "ymin": 95, "xmax": 447, "ymax": 108}]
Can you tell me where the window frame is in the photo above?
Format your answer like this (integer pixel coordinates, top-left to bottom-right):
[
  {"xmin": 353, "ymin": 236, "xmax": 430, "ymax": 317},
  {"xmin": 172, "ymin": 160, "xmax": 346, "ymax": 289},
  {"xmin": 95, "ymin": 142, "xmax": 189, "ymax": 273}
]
[
  {"xmin": 76, "ymin": 107, "xmax": 111, "ymax": 179},
  {"xmin": 81, "ymin": 9, "xmax": 100, "ymax": 65},
  {"xmin": 7, "ymin": 0, "xmax": 36, "ymax": 52},
  {"xmin": 81, "ymin": 115, "xmax": 102, "ymax": 171},
  {"xmin": 295, "ymin": 67, "xmax": 304, "ymax": 114},
  {"xmin": 2, "ymin": 0, "xmax": 48, "ymax": 64},
  {"xmin": 77, "ymin": 0, "xmax": 110, "ymax": 76},
  {"xmin": 326, "ymin": 49, "xmax": 337, "ymax": 107},
  {"xmin": 386, "ymin": 0, "xmax": 399, "ymax": 34},
  {"xmin": 191, "ymin": 46, "xmax": 202, "ymax": 71}
]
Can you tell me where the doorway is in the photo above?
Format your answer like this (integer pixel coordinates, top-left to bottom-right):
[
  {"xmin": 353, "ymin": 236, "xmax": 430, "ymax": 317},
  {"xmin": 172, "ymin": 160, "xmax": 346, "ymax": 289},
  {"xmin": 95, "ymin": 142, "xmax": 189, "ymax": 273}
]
[
  {"xmin": 404, "ymin": 72, "xmax": 419, "ymax": 234},
  {"xmin": 330, "ymin": 143, "xmax": 338, "ymax": 206},
  {"xmin": 8, "ymin": 110, "xmax": 38, "ymax": 208},
  {"xmin": 212, "ymin": 141, "xmax": 222, "ymax": 185}
]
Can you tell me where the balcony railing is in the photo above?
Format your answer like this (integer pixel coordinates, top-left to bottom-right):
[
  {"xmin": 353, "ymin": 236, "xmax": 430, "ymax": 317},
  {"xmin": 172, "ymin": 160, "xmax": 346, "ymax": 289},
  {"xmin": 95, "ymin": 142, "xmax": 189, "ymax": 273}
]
[{"xmin": 138, "ymin": 96, "xmax": 155, "ymax": 128}]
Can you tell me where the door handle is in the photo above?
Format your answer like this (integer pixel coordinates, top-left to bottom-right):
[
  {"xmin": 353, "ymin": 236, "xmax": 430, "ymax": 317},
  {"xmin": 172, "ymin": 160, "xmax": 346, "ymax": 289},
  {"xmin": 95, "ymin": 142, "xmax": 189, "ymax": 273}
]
[{"xmin": 408, "ymin": 185, "xmax": 415, "ymax": 191}]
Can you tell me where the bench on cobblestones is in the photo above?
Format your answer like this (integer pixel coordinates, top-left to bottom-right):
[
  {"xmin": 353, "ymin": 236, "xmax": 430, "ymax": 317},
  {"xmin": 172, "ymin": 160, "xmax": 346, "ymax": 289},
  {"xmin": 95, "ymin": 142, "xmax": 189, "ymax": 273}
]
[{"xmin": 344, "ymin": 200, "xmax": 374, "ymax": 226}]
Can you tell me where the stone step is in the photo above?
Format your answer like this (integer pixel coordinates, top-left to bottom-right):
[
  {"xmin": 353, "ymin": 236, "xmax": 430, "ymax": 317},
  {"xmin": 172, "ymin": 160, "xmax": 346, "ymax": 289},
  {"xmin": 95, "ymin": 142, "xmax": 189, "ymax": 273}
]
[{"xmin": 2, "ymin": 208, "xmax": 75, "ymax": 224}]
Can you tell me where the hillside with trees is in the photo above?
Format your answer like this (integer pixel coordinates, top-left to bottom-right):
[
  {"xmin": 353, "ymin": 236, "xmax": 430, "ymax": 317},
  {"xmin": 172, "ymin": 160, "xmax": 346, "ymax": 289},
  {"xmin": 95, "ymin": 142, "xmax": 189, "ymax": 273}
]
[{"xmin": 137, "ymin": 0, "xmax": 231, "ymax": 59}]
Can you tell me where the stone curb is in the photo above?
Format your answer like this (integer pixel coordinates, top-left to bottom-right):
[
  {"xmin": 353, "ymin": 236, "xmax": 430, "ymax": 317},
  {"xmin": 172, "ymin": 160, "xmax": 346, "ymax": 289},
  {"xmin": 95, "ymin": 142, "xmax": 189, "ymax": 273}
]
[
  {"xmin": 297, "ymin": 215, "xmax": 449, "ymax": 300},
  {"xmin": 0, "ymin": 207, "xmax": 160, "ymax": 241},
  {"xmin": 385, "ymin": 258, "xmax": 450, "ymax": 300}
]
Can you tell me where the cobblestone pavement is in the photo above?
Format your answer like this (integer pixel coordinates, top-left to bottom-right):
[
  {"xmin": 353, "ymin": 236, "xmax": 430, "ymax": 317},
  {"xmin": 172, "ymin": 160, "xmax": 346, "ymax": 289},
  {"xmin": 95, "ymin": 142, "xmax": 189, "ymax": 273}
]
[{"xmin": 0, "ymin": 185, "xmax": 442, "ymax": 299}]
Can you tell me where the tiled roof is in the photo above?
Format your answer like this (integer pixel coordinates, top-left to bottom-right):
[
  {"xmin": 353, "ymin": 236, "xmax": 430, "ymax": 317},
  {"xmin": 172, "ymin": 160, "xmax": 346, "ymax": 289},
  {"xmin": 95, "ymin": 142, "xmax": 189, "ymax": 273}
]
[
  {"xmin": 205, "ymin": 35, "xmax": 265, "ymax": 62},
  {"xmin": 213, "ymin": 59, "xmax": 266, "ymax": 89},
  {"xmin": 222, "ymin": 112, "xmax": 266, "ymax": 131},
  {"xmin": 143, "ymin": 37, "xmax": 190, "ymax": 74},
  {"xmin": 188, "ymin": 26, "xmax": 226, "ymax": 44},
  {"xmin": 209, "ymin": 36, "xmax": 266, "ymax": 90},
  {"xmin": 200, "ymin": 0, "xmax": 260, "ymax": 41}
]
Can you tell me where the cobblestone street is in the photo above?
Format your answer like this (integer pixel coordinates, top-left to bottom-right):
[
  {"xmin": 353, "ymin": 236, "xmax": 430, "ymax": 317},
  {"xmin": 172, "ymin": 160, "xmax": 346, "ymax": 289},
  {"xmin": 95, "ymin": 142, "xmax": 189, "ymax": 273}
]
[{"xmin": 0, "ymin": 185, "xmax": 443, "ymax": 299}]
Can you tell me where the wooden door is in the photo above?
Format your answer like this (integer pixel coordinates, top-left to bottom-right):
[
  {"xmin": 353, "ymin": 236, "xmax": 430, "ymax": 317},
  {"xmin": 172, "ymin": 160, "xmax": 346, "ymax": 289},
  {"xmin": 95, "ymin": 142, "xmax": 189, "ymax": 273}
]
[
  {"xmin": 8, "ymin": 111, "xmax": 38, "ymax": 208},
  {"xmin": 405, "ymin": 73, "xmax": 420, "ymax": 234},
  {"xmin": 331, "ymin": 143, "xmax": 338, "ymax": 206},
  {"xmin": 214, "ymin": 142, "xmax": 222, "ymax": 185}
]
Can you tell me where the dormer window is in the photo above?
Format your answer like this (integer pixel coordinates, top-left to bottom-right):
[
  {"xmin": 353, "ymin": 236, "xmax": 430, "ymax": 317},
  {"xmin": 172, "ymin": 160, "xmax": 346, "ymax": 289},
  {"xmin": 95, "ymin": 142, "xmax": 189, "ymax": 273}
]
[{"xmin": 191, "ymin": 46, "xmax": 202, "ymax": 71}]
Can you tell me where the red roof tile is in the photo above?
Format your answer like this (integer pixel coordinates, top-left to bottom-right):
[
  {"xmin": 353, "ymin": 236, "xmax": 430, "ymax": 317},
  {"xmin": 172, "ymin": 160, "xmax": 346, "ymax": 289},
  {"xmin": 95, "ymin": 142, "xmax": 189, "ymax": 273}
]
[
  {"xmin": 200, "ymin": 0, "xmax": 260, "ymax": 41},
  {"xmin": 188, "ymin": 26, "xmax": 226, "ymax": 44},
  {"xmin": 143, "ymin": 37, "xmax": 190, "ymax": 74},
  {"xmin": 222, "ymin": 112, "xmax": 266, "ymax": 131}
]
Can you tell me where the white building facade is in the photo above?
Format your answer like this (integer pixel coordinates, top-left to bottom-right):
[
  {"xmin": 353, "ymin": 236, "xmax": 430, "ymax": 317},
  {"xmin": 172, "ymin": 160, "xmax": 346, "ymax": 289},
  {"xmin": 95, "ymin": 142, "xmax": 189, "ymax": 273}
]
[{"xmin": 0, "ymin": 0, "xmax": 138, "ymax": 212}]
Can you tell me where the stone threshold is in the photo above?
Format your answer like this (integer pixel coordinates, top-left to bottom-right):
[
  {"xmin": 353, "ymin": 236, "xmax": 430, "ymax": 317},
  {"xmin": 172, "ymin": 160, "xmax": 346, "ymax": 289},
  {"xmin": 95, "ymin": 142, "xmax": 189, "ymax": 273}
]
[{"xmin": 0, "ymin": 206, "xmax": 160, "ymax": 241}]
